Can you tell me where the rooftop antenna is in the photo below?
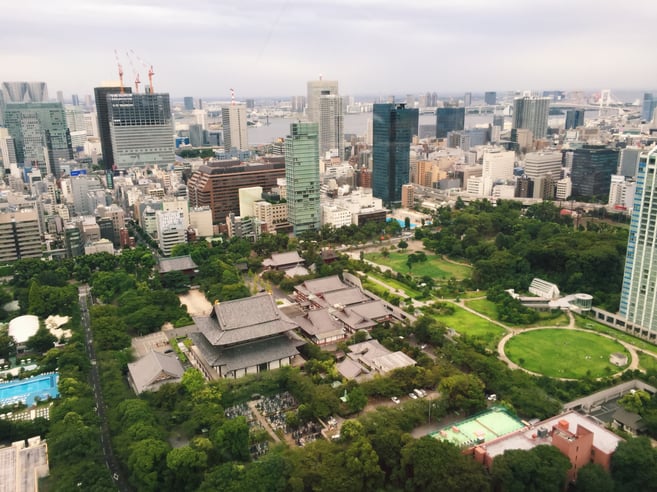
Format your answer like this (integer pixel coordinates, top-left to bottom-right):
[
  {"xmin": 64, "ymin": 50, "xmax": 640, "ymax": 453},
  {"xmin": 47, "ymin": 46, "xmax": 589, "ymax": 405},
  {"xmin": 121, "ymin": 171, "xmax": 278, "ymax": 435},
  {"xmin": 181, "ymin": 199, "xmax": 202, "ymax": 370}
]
[{"xmin": 230, "ymin": 88, "xmax": 235, "ymax": 106}]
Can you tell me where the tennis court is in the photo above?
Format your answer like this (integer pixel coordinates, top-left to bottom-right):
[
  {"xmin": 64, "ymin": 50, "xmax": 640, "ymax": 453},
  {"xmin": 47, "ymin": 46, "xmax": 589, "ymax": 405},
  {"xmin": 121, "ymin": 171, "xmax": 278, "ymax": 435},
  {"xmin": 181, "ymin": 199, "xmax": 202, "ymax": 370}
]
[{"xmin": 431, "ymin": 407, "xmax": 525, "ymax": 447}]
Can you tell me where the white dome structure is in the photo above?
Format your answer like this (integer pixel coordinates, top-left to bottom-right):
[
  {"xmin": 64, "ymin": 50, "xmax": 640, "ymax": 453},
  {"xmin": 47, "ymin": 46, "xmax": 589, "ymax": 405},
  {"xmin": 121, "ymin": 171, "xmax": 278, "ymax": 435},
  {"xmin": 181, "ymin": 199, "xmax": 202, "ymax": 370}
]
[{"xmin": 8, "ymin": 315, "xmax": 40, "ymax": 344}]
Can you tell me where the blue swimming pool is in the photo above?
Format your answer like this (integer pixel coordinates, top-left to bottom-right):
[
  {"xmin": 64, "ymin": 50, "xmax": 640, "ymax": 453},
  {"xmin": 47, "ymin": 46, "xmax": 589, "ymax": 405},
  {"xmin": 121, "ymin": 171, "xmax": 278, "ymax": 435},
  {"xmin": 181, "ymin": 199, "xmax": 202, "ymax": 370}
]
[
  {"xmin": 0, "ymin": 373, "xmax": 59, "ymax": 407},
  {"xmin": 387, "ymin": 218, "xmax": 417, "ymax": 229}
]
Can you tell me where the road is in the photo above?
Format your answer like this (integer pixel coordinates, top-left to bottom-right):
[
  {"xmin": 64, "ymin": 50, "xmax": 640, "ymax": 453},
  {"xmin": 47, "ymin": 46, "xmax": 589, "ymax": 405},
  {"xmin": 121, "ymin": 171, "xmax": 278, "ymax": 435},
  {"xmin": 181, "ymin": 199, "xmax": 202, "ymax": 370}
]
[{"xmin": 78, "ymin": 285, "xmax": 130, "ymax": 492}]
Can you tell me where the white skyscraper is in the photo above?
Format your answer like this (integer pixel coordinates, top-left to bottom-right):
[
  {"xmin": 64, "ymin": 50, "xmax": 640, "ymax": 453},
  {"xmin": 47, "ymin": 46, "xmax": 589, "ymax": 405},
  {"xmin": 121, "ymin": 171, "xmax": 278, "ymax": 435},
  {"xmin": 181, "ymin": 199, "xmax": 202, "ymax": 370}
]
[
  {"xmin": 318, "ymin": 94, "xmax": 344, "ymax": 159},
  {"xmin": 307, "ymin": 79, "xmax": 343, "ymax": 159},
  {"xmin": 155, "ymin": 210, "xmax": 187, "ymax": 256},
  {"xmin": 222, "ymin": 105, "xmax": 248, "ymax": 151},
  {"xmin": 482, "ymin": 148, "xmax": 515, "ymax": 196},
  {"xmin": 620, "ymin": 147, "xmax": 657, "ymax": 333},
  {"xmin": 306, "ymin": 79, "xmax": 339, "ymax": 124}
]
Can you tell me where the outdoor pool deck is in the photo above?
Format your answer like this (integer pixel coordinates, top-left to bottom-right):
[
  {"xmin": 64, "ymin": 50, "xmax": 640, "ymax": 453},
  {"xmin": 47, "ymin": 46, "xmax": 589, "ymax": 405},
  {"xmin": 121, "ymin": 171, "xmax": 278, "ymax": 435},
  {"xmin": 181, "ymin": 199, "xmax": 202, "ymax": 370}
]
[
  {"xmin": 431, "ymin": 407, "xmax": 525, "ymax": 448},
  {"xmin": 0, "ymin": 373, "xmax": 59, "ymax": 408}
]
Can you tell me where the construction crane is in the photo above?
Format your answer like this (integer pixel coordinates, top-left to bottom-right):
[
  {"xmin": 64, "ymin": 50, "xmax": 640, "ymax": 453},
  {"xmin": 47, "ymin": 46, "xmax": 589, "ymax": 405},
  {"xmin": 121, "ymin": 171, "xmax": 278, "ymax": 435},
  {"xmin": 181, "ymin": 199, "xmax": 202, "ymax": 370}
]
[
  {"xmin": 130, "ymin": 50, "xmax": 155, "ymax": 93},
  {"xmin": 114, "ymin": 49, "xmax": 125, "ymax": 94},
  {"xmin": 125, "ymin": 51, "xmax": 141, "ymax": 93}
]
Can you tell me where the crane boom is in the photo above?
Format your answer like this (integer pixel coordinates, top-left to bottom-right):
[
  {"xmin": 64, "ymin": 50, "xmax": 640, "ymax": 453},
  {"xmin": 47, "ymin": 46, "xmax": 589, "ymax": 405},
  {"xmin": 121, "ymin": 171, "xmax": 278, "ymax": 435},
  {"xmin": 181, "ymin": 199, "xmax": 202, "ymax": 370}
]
[
  {"xmin": 114, "ymin": 49, "xmax": 125, "ymax": 94},
  {"xmin": 130, "ymin": 50, "xmax": 155, "ymax": 93}
]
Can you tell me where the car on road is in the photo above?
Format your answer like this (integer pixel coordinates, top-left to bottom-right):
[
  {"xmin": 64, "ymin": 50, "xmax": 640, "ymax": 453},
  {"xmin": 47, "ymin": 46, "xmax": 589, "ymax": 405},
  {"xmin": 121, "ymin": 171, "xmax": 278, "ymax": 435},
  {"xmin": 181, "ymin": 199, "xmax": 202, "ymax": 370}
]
[
  {"xmin": 414, "ymin": 388, "xmax": 426, "ymax": 398},
  {"xmin": 391, "ymin": 396, "xmax": 401, "ymax": 404},
  {"xmin": 408, "ymin": 393, "xmax": 418, "ymax": 400}
]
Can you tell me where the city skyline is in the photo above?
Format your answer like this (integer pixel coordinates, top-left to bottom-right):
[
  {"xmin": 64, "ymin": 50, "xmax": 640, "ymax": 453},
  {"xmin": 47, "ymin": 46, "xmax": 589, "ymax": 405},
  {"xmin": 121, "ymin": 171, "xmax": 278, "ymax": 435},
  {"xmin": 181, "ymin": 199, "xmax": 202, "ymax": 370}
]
[{"xmin": 3, "ymin": 0, "xmax": 656, "ymax": 98}]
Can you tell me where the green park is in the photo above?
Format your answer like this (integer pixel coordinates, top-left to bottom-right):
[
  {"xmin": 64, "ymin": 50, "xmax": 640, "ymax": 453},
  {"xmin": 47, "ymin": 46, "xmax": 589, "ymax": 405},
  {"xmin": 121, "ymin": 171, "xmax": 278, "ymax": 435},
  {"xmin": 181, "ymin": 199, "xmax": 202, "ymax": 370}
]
[
  {"xmin": 364, "ymin": 251, "xmax": 471, "ymax": 280},
  {"xmin": 504, "ymin": 329, "xmax": 630, "ymax": 379}
]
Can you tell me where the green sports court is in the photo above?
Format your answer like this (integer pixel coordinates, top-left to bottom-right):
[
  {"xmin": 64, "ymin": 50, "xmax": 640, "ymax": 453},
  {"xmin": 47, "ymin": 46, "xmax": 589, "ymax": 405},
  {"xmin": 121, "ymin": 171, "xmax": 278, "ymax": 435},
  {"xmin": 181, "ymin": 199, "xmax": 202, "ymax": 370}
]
[{"xmin": 431, "ymin": 407, "xmax": 525, "ymax": 447}]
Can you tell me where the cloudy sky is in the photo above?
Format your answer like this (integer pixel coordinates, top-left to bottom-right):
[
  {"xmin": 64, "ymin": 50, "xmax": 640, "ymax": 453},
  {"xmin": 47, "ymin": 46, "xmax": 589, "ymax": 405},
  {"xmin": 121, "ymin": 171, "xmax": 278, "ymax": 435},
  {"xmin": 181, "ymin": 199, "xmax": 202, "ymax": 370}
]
[{"xmin": 3, "ymin": 0, "xmax": 656, "ymax": 99}]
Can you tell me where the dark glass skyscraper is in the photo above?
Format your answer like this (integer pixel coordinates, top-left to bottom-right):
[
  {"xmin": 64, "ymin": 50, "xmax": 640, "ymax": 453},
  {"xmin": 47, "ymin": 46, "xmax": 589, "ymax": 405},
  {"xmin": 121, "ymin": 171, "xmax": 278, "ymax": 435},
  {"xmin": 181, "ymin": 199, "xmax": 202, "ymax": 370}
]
[
  {"xmin": 565, "ymin": 109, "xmax": 585, "ymax": 130},
  {"xmin": 372, "ymin": 103, "xmax": 418, "ymax": 206},
  {"xmin": 570, "ymin": 144, "xmax": 619, "ymax": 199},
  {"xmin": 484, "ymin": 91, "xmax": 497, "ymax": 105},
  {"xmin": 436, "ymin": 107, "xmax": 465, "ymax": 139},
  {"xmin": 94, "ymin": 86, "xmax": 131, "ymax": 170}
]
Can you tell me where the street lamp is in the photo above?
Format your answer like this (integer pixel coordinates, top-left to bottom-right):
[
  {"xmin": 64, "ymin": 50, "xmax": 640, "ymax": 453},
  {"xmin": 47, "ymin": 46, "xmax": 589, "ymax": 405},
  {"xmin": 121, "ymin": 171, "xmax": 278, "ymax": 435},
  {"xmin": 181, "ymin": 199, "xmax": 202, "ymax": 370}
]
[{"xmin": 428, "ymin": 401, "xmax": 437, "ymax": 424}]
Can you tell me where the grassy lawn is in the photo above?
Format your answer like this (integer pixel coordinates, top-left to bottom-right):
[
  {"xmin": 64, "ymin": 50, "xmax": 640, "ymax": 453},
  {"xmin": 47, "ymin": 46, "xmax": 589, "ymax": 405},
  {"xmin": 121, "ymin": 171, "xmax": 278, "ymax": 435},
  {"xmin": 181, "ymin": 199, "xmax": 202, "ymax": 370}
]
[
  {"xmin": 365, "ymin": 251, "xmax": 471, "ymax": 280},
  {"xmin": 505, "ymin": 329, "xmax": 630, "ymax": 379},
  {"xmin": 465, "ymin": 299, "xmax": 569, "ymax": 328},
  {"xmin": 639, "ymin": 352, "xmax": 657, "ymax": 372},
  {"xmin": 575, "ymin": 315, "xmax": 657, "ymax": 357},
  {"xmin": 367, "ymin": 272, "xmax": 422, "ymax": 298},
  {"xmin": 465, "ymin": 299, "xmax": 497, "ymax": 319},
  {"xmin": 427, "ymin": 304, "xmax": 506, "ymax": 349}
]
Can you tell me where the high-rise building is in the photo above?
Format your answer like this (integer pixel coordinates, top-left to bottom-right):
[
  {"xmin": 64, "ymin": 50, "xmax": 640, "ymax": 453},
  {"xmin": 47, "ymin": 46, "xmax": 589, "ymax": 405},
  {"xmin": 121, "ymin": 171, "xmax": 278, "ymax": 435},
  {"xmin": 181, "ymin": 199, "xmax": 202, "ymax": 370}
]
[
  {"xmin": 4, "ymin": 102, "xmax": 73, "ymax": 176},
  {"xmin": 107, "ymin": 93, "xmax": 174, "ymax": 169},
  {"xmin": 0, "ymin": 128, "xmax": 18, "ymax": 170},
  {"xmin": 221, "ymin": 104, "xmax": 248, "ymax": 151},
  {"xmin": 318, "ymin": 94, "xmax": 344, "ymax": 159},
  {"xmin": 565, "ymin": 109, "xmax": 585, "ymax": 130},
  {"xmin": 183, "ymin": 96, "xmax": 194, "ymax": 111},
  {"xmin": 484, "ymin": 92, "xmax": 497, "ymax": 105},
  {"xmin": 618, "ymin": 147, "xmax": 641, "ymax": 178},
  {"xmin": 608, "ymin": 175, "xmax": 636, "ymax": 211},
  {"xmin": 642, "ymin": 93, "xmax": 656, "ymax": 122},
  {"xmin": 1, "ymin": 82, "xmax": 48, "ymax": 103},
  {"xmin": 464, "ymin": 92, "xmax": 472, "ymax": 107},
  {"xmin": 0, "ymin": 209, "xmax": 42, "ymax": 261},
  {"xmin": 482, "ymin": 148, "xmax": 515, "ymax": 196},
  {"xmin": 436, "ymin": 107, "xmax": 465, "ymax": 139},
  {"xmin": 620, "ymin": 147, "xmax": 657, "ymax": 331},
  {"xmin": 372, "ymin": 103, "xmax": 418, "ymax": 205},
  {"xmin": 285, "ymin": 122, "xmax": 320, "ymax": 235},
  {"xmin": 570, "ymin": 145, "xmax": 619, "ymax": 199},
  {"xmin": 94, "ymin": 86, "xmax": 132, "ymax": 170},
  {"xmin": 156, "ymin": 210, "xmax": 187, "ymax": 256},
  {"xmin": 187, "ymin": 160, "xmax": 286, "ymax": 225},
  {"xmin": 524, "ymin": 151, "xmax": 562, "ymax": 180},
  {"xmin": 306, "ymin": 79, "xmax": 343, "ymax": 160},
  {"xmin": 401, "ymin": 184, "xmax": 414, "ymax": 208},
  {"xmin": 306, "ymin": 79, "xmax": 339, "ymax": 124},
  {"xmin": 291, "ymin": 95, "xmax": 306, "ymax": 113},
  {"xmin": 71, "ymin": 94, "xmax": 80, "ymax": 107},
  {"xmin": 512, "ymin": 96, "xmax": 550, "ymax": 139}
]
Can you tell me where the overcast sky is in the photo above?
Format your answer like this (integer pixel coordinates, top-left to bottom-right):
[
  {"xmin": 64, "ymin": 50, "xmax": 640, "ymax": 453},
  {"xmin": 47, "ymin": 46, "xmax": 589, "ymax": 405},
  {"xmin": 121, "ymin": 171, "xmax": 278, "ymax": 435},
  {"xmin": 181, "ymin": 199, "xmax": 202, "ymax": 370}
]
[{"xmin": 3, "ymin": 0, "xmax": 656, "ymax": 100}]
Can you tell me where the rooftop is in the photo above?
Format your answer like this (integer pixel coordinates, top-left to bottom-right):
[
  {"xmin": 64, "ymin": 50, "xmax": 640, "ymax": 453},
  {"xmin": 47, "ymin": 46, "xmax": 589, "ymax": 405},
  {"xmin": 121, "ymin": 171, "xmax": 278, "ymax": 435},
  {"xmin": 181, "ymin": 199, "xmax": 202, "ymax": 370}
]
[
  {"xmin": 483, "ymin": 411, "xmax": 623, "ymax": 459},
  {"xmin": 158, "ymin": 255, "xmax": 198, "ymax": 273},
  {"xmin": 127, "ymin": 350, "xmax": 184, "ymax": 394},
  {"xmin": 294, "ymin": 309, "xmax": 345, "ymax": 340},
  {"xmin": 263, "ymin": 251, "xmax": 304, "ymax": 268},
  {"xmin": 296, "ymin": 275, "xmax": 348, "ymax": 297},
  {"xmin": 0, "ymin": 437, "xmax": 49, "ymax": 492},
  {"xmin": 190, "ymin": 331, "xmax": 303, "ymax": 373},
  {"xmin": 194, "ymin": 293, "xmax": 298, "ymax": 347}
]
